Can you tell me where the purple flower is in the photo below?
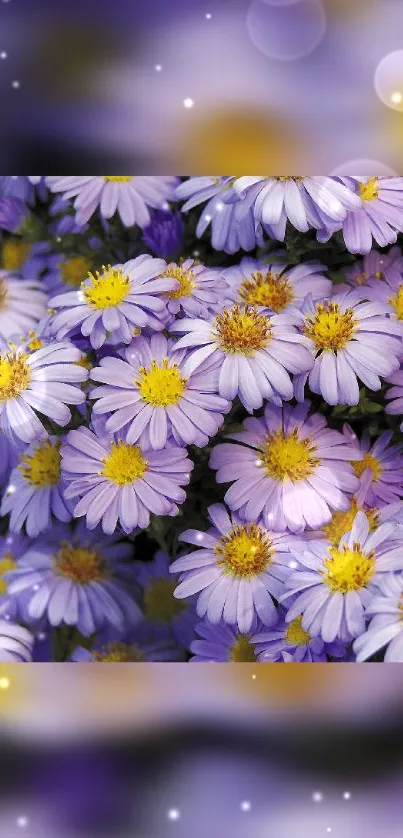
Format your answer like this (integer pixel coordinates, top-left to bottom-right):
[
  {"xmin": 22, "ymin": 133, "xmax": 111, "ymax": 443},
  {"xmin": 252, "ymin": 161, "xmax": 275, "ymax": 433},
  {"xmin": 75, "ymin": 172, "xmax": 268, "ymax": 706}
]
[
  {"xmin": 223, "ymin": 256, "xmax": 332, "ymax": 314},
  {"xmin": 90, "ymin": 334, "xmax": 230, "ymax": 450},
  {"xmin": 135, "ymin": 550, "xmax": 197, "ymax": 650},
  {"xmin": 142, "ymin": 209, "xmax": 184, "ymax": 259},
  {"xmin": 1, "ymin": 238, "xmax": 52, "ymax": 279},
  {"xmin": 385, "ymin": 367, "xmax": 403, "ymax": 430},
  {"xmin": 71, "ymin": 622, "xmax": 180, "ymax": 662},
  {"xmin": 0, "ymin": 197, "xmax": 27, "ymax": 233},
  {"xmin": 342, "ymin": 424, "xmax": 403, "ymax": 508},
  {"xmin": 61, "ymin": 425, "xmax": 193, "ymax": 534},
  {"xmin": 49, "ymin": 255, "xmax": 175, "ymax": 349},
  {"xmin": 0, "ymin": 533, "xmax": 32, "ymax": 622},
  {"xmin": 294, "ymin": 290, "xmax": 403, "ymax": 405},
  {"xmin": 5, "ymin": 522, "xmax": 141, "ymax": 635},
  {"xmin": 364, "ymin": 256, "xmax": 403, "ymax": 324},
  {"xmin": 171, "ymin": 303, "xmax": 313, "ymax": 412},
  {"xmin": 0, "ymin": 271, "xmax": 47, "ymax": 341},
  {"xmin": 171, "ymin": 503, "xmax": 294, "ymax": 633},
  {"xmin": 282, "ymin": 512, "xmax": 403, "ymax": 643},
  {"xmin": 190, "ymin": 618, "xmax": 262, "ymax": 662},
  {"xmin": 320, "ymin": 177, "xmax": 403, "ymax": 254},
  {"xmin": 0, "ymin": 339, "xmax": 88, "ymax": 446},
  {"xmin": 354, "ymin": 573, "xmax": 403, "ymax": 662},
  {"xmin": 209, "ymin": 401, "xmax": 361, "ymax": 533},
  {"xmin": 161, "ymin": 258, "xmax": 228, "ymax": 320},
  {"xmin": 343, "ymin": 246, "xmax": 403, "ymax": 290},
  {"xmin": 0, "ymin": 620, "xmax": 33, "ymax": 662},
  {"xmin": 46, "ymin": 176, "xmax": 178, "ymax": 227},
  {"xmin": 253, "ymin": 609, "xmax": 345, "ymax": 662}
]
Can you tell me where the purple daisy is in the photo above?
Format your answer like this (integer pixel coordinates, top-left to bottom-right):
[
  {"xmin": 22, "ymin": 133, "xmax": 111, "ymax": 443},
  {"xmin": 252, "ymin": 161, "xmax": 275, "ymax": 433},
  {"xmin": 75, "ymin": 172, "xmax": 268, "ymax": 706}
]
[
  {"xmin": 43, "ymin": 252, "xmax": 95, "ymax": 298},
  {"xmin": 90, "ymin": 334, "xmax": 230, "ymax": 450},
  {"xmin": 0, "ymin": 620, "xmax": 33, "ymax": 662},
  {"xmin": 343, "ymin": 246, "xmax": 403, "ymax": 290},
  {"xmin": 354, "ymin": 573, "xmax": 403, "ymax": 662},
  {"xmin": 49, "ymin": 255, "xmax": 175, "ymax": 349},
  {"xmin": 171, "ymin": 303, "xmax": 313, "ymax": 412},
  {"xmin": 282, "ymin": 511, "xmax": 403, "ymax": 643},
  {"xmin": 171, "ymin": 503, "xmax": 294, "ymax": 633},
  {"xmin": 294, "ymin": 290, "xmax": 403, "ymax": 406},
  {"xmin": 342, "ymin": 424, "xmax": 403, "ymax": 508},
  {"xmin": 385, "ymin": 367, "xmax": 403, "ymax": 430},
  {"xmin": 364, "ymin": 257, "xmax": 403, "ymax": 326},
  {"xmin": 46, "ymin": 176, "xmax": 178, "ymax": 227},
  {"xmin": 1, "ymin": 436, "xmax": 73, "ymax": 537},
  {"xmin": 0, "ymin": 339, "xmax": 88, "ymax": 446},
  {"xmin": 61, "ymin": 425, "xmax": 193, "ymax": 534},
  {"xmin": 232, "ymin": 176, "xmax": 361, "ymax": 240},
  {"xmin": 5, "ymin": 522, "xmax": 141, "ymax": 636},
  {"xmin": 0, "ymin": 533, "xmax": 33, "ymax": 623},
  {"xmin": 319, "ymin": 177, "xmax": 403, "ymax": 254},
  {"xmin": 160, "ymin": 258, "xmax": 229, "ymax": 321},
  {"xmin": 190, "ymin": 618, "xmax": 263, "ymax": 662},
  {"xmin": 70, "ymin": 622, "xmax": 180, "ymax": 662},
  {"xmin": 253, "ymin": 609, "xmax": 345, "ymax": 662},
  {"xmin": 210, "ymin": 401, "xmax": 362, "ymax": 533},
  {"xmin": 135, "ymin": 550, "xmax": 197, "ymax": 650},
  {"xmin": 223, "ymin": 256, "xmax": 331, "ymax": 314},
  {"xmin": 0, "ymin": 271, "xmax": 47, "ymax": 341}
]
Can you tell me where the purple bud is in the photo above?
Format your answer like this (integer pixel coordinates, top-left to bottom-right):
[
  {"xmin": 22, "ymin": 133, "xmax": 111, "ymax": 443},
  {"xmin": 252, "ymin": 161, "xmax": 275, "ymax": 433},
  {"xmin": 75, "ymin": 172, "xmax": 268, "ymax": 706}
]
[
  {"xmin": 142, "ymin": 209, "xmax": 184, "ymax": 259},
  {"xmin": 0, "ymin": 197, "xmax": 27, "ymax": 232}
]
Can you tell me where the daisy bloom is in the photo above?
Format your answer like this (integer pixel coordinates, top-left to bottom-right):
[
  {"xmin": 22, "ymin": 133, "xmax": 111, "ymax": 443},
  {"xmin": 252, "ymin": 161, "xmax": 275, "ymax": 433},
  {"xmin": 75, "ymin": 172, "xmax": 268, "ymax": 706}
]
[
  {"xmin": 90, "ymin": 334, "xmax": 230, "ymax": 450},
  {"xmin": 0, "ymin": 237, "xmax": 50, "ymax": 279},
  {"xmin": 342, "ymin": 424, "xmax": 403, "ymax": 508},
  {"xmin": 5, "ymin": 522, "xmax": 141, "ymax": 635},
  {"xmin": 0, "ymin": 270, "xmax": 47, "ymax": 341},
  {"xmin": 0, "ymin": 620, "xmax": 33, "ymax": 662},
  {"xmin": 1, "ymin": 436, "xmax": 73, "ymax": 537},
  {"xmin": 190, "ymin": 618, "xmax": 262, "ymax": 662},
  {"xmin": 0, "ymin": 339, "xmax": 88, "ymax": 446},
  {"xmin": 253, "ymin": 610, "xmax": 345, "ymax": 662},
  {"xmin": 171, "ymin": 303, "xmax": 313, "ymax": 412},
  {"xmin": 354, "ymin": 573, "xmax": 403, "ymax": 662},
  {"xmin": 321, "ymin": 177, "xmax": 403, "ymax": 254},
  {"xmin": 160, "ymin": 258, "xmax": 228, "ymax": 320},
  {"xmin": 136, "ymin": 550, "xmax": 197, "ymax": 649},
  {"xmin": 232, "ymin": 176, "xmax": 361, "ymax": 240},
  {"xmin": 294, "ymin": 290, "xmax": 403, "ymax": 406},
  {"xmin": 282, "ymin": 512, "xmax": 403, "ymax": 643},
  {"xmin": 171, "ymin": 503, "xmax": 293, "ymax": 633},
  {"xmin": 223, "ymin": 256, "xmax": 331, "ymax": 314},
  {"xmin": 49, "ymin": 255, "xmax": 175, "ymax": 349},
  {"xmin": 46, "ymin": 176, "xmax": 178, "ymax": 226},
  {"xmin": 61, "ymin": 425, "xmax": 193, "ymax": 534},
  {"xmin": 364, "ymin": 257, "xmax": 403, "ymax": 326},
  {"xmin": 44, "ymin": 252, "xmax": 94, "ymax": 297},
  {"xmin": 71, "ymin": 623, "xmax": 179, "ymax": 662},
  {"xmin": 343, "ymin": 245, "xmax": 403, "ymax": 290},
  {"xmin": 210, "ymin": 401, "xmax": 361, "ymax": 533}
]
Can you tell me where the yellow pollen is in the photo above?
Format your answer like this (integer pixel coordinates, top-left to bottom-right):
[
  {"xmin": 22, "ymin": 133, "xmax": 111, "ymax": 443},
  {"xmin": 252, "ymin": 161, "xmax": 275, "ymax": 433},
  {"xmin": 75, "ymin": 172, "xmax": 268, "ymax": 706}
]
[
  {"xmin": 59, "ymin": 255, "xmax": 92, "ymax": 288},
  {"xmin": 19, "ymin": 439, "xmax": 61, "ymax": 488},
  {"xmin": 229, "ymin": 634, "xmax": 257, "ymax": 662},
  {"xmin": 239, "ymin": 270, "xmax": 294, "ymax": 312},
  {"xmin": 353, "ymin": 452, "xmax": 382, "ymax": 482},
  {"xmin": 323, "ymin": 542, "xmax": 375, "ymax": 593},
  {"xmin": 261, "ymin": 427, "xmax": 319, "ymax": 482},
  {"xmin": 285, "ymin": 616, "xmax": 311, "ymax": 646},
  {"xmin": 1, "ymin": 239, "xmax": 31, "ymax": 271},
  {"xmin": 83, "ymin": 265, "xmax": 130, "ymax": 310},
  {"xmin": 389, "ymin": 284, "xmax": 403, "ymax": 320},
  {"xmin": 277, "ymin": 176, "xmax": 304, "ymax": 182},
  {"xmin": 0, "ymin": 278, "xmax": 8, "ymax": 311},
  {"xmin": 214, "ymin": 523, "xmax": 273, "ymax": 578},
  {"xmin": 93, "ymin": 642, "xmax": 144, "ymax": 662},
  {"xmin": 352, "ymin": 271, "xmax": 369, "ymax": 285},
  {"xmin": 0, "ymin": 554, "xmax": 16, "ymax": 595},
  {"xmin": 76, "ymin": 354, "xmax": 92, "ymax": 371},
  {"xmin": 143, "ymin": 577, "xmax": 185, "ymax": 622},
  {"xmin": 164, "ymin": 265, "xmax": 195, "ymax": 299},
  {"xmin": 303, "ymin": 302, "xmax": 357, "ymax": 351},
  {"xmin": 55, "ymin": 542, "xmax": 106, "ymax": 584},
  {"xmin": 214, "ymin": 304, "xmax": 271, "ymax": 354},
  {"xmin": 0, "ymin": 353, "xmax": 30, "ymax": 401},
  {"xmin": 359, "ymin": 177, "xmax": 380, "ymax": 202},
  {"xmin": 137, "ymin": 359, "xmax": 186, "ymax": 407},
  {"xmin": 27, "ymin": 331, "xmax": 43, "ymax": 351},
  {"xmin": 104, "ymin": 176, "xmax": 132, "ymax": 182},
  {"xmin": 321, "ymin": 499, "xmax": 379, "ymax": 546},
  {"xmin": 102, "ymin": 440, "xmax": 147, "ymax": 485}
]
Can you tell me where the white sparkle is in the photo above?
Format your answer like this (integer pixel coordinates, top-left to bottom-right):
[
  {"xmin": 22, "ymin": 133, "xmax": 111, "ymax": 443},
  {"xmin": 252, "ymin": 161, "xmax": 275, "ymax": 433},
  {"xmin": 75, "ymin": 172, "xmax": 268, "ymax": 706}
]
[
  {"xmin": 183, "ymin": 98, "xmax": 194, "ymax": 109},
  {"xmin": 36, "ymin": 632, "xmax": 47, "ymax": 642},
  {"xmin": 77, "ymin": 290, "xmax": 85, "ymax": 302},
  {"xmin": 33, "ymin": 585, "xmax": 40, "ymax": 592},
  {"xmin": 0, "ymin": 677, "xmax": 10, "ymax": 690},
  {"xmin": 289, "ymin": 560, "xmax": 298, "ymax": 569},
  {"xmin": 240, "ymin": 801, "xmax": 251, "ymax": 812},
  {"xmin": 56, "ymin": 236, "xmax": 62, "ymax": 242},
  {"xmin": 167, "ymin": 809, "xmax": 181, "ymax": 822},
  {"xmin": 0, "ymin": 51, "xmax": 7, "ymax": 59},
  {"xmin": 255, "ymin": 459, "xmax": 263, "ymax": 467},
  {"xmin": 343, "ymin": 791, "xmax": 351, "ymax": 800},
  {"xmin": 206, "ymin": 13, "xmax": 212, "ymax": 20},
  {"xmin": 6, "ymin": 485, "xmax": 16, "ymax": 494},
  {"xmin": 193, "ymin": 250, "xmax": 200, "ymax": 257},
  {"xmin": 155, "ymin": 64, "xmax": 162, "ymax": 72},
  {"xmin": 204, "ymin": 214, "xmax": 211, "ymax": 222},
  {"xmin": 327, "ymin": 829, "xmax": 332, "ymax": 833},
  {"xmin": 17, "ymin": 816, "xmax": 29, "ymax": 829},
  {"xmin": 391, "ymin": 91, "xmax": 402, "ymax": 104},
  {"xmin": 12, "ymin": 80, "xmax": 20, "ymax": 89},
  {"xmin": 251, "ymin": 673, "xmax": 256, "ymax": 680},
  {"xmin": 312, "ymin": 791, "xmax": 323, "ymax": 803},
  {"xmin": 215, "ymin": 201, "xmax": 224, "ymax": 211},
  {"xmin": 196, "ymin": 532, "xmax": 204, "ymax": 542}
]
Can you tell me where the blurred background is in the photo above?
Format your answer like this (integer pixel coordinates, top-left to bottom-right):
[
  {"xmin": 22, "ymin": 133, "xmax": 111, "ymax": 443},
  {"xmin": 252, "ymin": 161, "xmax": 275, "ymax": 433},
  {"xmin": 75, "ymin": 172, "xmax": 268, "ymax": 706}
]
[
  {"xmin": 0, "ymin": 0, "xmax": 403, "ymax": 172},
  {"xmin": 0, "ymin": 665, "xmax": 402, "ymax": 836}
]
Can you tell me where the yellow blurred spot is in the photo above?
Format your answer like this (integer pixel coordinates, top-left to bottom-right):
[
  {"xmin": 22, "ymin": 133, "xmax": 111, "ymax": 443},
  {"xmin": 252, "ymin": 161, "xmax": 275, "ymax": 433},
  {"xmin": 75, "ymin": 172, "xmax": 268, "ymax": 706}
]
[{"xmin": 0, "ymin": 677, "xmax": 10, "ymax": 690}]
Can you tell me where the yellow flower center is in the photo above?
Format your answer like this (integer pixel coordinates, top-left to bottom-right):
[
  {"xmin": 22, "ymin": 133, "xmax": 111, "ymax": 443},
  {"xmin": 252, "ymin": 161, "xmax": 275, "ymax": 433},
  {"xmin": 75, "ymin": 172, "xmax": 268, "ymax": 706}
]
[
  {"xmin": 229, "ymin": 634, "xmax": 257, "ymax": 662},
  {"xmin": 321, "ymin": 499, "xmax": 379, "ymax": 545},
  {"xmin": 389, "ymin": 284, "xmax": 403, "ymax": 320},
  {"xmin": 55, "ymin": 542, "xmax": 106, "ymax": 584},
  {"xmin": 0, "ymin": 278, "xmax": 8, "ymax": 311},
  {"xmin": 214, "ymin": 304, "xmax": 271, "ymax": 354},
  {"xmin": 104, "ymin": 176, "xmax": 132, "ymax": 182},
  {"xmin": 285, "ymin": 616, "xmax": 311, "ymax": 646},
  {"xmin": 277, "ymin": 176, "xmax": 304, "ymax": 182},
  {"xmin": 59, "ymin": 255, "xmax": 92, "ymax": 288},
  {"xmin": 303, "ymin": 302, "xmax": 357, "ymax": 351},
  {"xmin": 102, "ymin": 440, "xmax": 147, "ymax": 485},
  {"xmin": 215, "ymin": 523, "xmax": 273, "ymax": 578},
  {"xmin": 93, "ymin": 642, "xmax": 144, "ymax": 662},
  {"xmin": 0, "ymin": 353, "xmax": 30, "ymax": 400},
  {"xmin": 323, "ymin": 542, "xmax": 375, "ymax": 593},
  {"xmin": 260, "ymin": 428, "xmax": 319, "ymax": 482},
  {"xmin": 27, "ymin": 331, "xmax": 44, "ymax": 351},
  {"xmin": 137, "ymin": 359, "xmax": 186, "ymax": 407},
  {"xmin": 359, "ymin": 177, "xmax": 380, "ymax": 202},
  {"xmin": 1, "ymin": 239, "xmax": 31, "ymax": 271},
  {"xmin": 83, "ymin": 265, "xmax": 130, "ymax": 310},
  {"xmin": 143, "ymin": 577, "xmax": 185, "ymax": 622},
  {"xmin": 239, "ymin": 270, "xmax": 294, "ymax": 312},
  {"xmin": 164, "ymin": 265, "xmax": 195, "ymax": 300},
  {"xmin": 353, "ymin": 452, "xmax": 382, "ymax": 482},
  {"xmin": 19, "ymin": 439, "xmax": 61, "ymax": 488},
  {"xmin": 0, "ymin": 554, "xmax": 16, "ymax": 595}
]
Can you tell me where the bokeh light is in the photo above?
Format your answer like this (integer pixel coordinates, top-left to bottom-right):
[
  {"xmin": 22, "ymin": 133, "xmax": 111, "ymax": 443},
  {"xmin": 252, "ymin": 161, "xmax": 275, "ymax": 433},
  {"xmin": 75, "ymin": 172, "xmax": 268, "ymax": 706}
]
[
  {"xmin": 374, "ymin": 50, "xmax": 403, "ymax": 112},
  {"xmin": 247, "ymin": 0, "xmax": 326, "ymax": 62}
]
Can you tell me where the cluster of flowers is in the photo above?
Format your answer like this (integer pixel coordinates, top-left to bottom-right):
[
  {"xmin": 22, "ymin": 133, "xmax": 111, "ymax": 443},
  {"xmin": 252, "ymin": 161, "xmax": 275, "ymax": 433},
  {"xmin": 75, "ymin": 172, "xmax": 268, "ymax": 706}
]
[{"xmin": 1, "ymin": 175, "xmax": 403, "ymax": 663}]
